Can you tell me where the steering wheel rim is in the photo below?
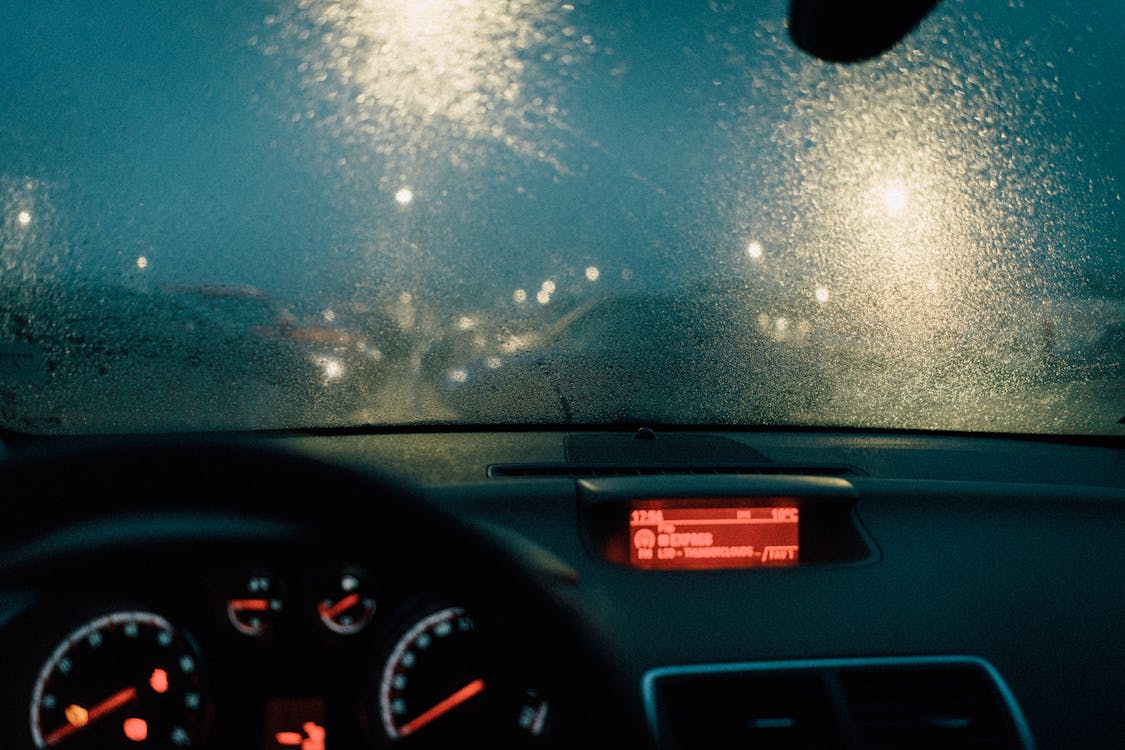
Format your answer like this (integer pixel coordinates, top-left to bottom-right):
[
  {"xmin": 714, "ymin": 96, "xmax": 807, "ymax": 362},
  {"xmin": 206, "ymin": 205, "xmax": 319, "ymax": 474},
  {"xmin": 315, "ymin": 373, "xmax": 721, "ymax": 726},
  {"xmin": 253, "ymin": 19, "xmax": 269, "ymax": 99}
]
[{"xmin": 0, "ymin": 436, "xmax": 648, "ymax": 749}]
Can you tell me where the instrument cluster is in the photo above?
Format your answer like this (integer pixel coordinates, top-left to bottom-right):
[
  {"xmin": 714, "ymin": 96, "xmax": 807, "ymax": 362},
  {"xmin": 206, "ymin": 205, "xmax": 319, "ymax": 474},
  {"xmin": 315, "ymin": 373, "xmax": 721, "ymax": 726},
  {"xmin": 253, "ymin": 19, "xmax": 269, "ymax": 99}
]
[{"xmin": 5, "ymin": 558, "xmax": 558, "ymax": 750}]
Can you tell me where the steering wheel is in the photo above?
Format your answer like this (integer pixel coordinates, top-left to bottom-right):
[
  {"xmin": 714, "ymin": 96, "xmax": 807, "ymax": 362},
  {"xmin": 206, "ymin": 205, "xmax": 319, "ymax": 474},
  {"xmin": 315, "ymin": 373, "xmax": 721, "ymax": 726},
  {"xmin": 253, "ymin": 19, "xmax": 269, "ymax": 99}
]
[{"xmin": 0, "ymin": 437, "xmax": 646, "ymax": 749}]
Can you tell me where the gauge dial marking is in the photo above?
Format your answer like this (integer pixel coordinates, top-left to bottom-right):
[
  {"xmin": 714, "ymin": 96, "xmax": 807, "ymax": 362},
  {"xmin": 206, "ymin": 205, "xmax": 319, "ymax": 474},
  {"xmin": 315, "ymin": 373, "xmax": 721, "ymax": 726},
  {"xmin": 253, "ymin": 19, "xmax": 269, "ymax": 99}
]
[{"xmin": 398, "ymin": 678, "xmax": 485, "ymax": 737}]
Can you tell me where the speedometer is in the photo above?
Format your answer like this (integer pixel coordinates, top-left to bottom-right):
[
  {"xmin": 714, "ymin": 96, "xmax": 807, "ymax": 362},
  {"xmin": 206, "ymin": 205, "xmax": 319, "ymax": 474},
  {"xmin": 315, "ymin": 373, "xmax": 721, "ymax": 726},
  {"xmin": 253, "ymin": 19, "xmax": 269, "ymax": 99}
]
[
  {"xmin": 29, "ymin": 611, "xmax": 206, "ymax": 749},
  {"xmin": 376, "ymin": 606, "xmax": 550, "ymax": 746}
]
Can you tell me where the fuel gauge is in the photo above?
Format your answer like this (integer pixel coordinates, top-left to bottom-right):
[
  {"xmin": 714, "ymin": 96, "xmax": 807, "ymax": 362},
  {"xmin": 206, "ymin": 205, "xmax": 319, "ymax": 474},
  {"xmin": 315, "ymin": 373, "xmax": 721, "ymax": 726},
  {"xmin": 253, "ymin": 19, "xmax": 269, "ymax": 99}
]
[{"xmin": 315, "ymin": 569, "xmax": 377, "ymax": 635}]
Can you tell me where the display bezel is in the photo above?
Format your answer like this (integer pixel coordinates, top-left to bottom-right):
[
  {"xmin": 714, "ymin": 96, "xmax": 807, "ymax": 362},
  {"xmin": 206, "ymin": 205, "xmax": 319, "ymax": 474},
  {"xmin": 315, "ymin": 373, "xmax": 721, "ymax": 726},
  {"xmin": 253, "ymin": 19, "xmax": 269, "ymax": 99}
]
[
  {"xmin": 577, "ymin": 475, "xmax": 877, "ymax": 571},
  {"xmin": 627, "ymin": 498, "xmax": 801, "ymax": 570}
]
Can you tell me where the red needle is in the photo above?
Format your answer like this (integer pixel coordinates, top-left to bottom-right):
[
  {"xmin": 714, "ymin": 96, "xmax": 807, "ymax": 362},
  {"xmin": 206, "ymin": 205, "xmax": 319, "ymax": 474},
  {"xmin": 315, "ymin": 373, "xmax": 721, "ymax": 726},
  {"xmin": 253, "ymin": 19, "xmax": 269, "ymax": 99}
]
[
  {"xmin": 44, "ymin": 686, "xmax": 138, "ymax": 746},
  {"xmin": 228, "ymin": 598, "xmax": 271, "ymax": 611},
  {"xmin": 318, "ymin": 592, "xmax": 360, "ymax": 620},
  {"xmin": 398, "ymin": 678, "xmax": 486, "ymax": 737}
]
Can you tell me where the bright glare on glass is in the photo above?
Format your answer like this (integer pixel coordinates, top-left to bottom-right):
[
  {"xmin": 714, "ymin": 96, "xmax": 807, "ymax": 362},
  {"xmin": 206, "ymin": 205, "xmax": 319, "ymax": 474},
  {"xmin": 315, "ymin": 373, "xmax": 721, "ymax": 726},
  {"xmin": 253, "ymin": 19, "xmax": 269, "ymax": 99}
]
[
  {"xmin": 317, "ymin": 357, "xmax": 345, "ymax": 382},
  {"xmin": 0, "ymin": 0, "xmax": 1119, "ymax": 436},
  {"xmin": 883, "ymin": 185, "xmax": 907, "ymax": 216}
]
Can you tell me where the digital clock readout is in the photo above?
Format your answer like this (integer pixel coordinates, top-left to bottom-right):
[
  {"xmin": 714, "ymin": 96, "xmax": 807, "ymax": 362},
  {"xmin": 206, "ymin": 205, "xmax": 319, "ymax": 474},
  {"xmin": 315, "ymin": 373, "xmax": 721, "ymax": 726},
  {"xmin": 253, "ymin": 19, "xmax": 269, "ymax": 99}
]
[{"xmin": 628, "ymin": 500, "xmax": 799, "ymax": 570}]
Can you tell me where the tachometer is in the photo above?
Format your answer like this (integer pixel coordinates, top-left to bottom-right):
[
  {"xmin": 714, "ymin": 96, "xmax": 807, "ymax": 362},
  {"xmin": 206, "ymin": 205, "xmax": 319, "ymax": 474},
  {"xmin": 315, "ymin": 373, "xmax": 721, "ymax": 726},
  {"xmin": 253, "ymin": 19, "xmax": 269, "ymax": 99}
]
[
  {"xmin": 376, "ymin": 606, "xmax": 549, "ymax": 746},
  {"xmin": 29, "ymin": 611, "xmax": 206, "ymax": 749}
]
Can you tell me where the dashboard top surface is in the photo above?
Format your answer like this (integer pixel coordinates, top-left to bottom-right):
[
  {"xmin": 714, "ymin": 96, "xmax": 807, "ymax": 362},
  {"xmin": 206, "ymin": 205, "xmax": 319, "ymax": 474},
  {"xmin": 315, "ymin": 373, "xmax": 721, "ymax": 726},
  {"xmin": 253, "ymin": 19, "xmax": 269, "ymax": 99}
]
[{"xmin": 0, "ymin": 428, "xmax": 1121, "ymax": 749}]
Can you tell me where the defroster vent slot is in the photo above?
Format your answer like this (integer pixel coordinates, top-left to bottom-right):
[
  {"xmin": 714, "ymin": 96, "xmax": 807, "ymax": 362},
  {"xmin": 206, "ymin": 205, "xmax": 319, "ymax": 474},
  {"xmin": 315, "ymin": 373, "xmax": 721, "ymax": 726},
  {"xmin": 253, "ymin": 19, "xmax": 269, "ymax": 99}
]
[{"xmin": 488, "ymin": 463, "xmax": 861, "ymax": 478}]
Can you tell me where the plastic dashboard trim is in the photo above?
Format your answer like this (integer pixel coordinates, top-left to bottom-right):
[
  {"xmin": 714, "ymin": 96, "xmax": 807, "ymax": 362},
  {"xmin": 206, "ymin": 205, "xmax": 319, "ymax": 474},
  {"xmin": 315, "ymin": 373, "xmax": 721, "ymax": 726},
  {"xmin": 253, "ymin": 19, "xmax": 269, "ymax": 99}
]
[{"xmin": 641, "ymin": 654, "xmax": 1037, "ymax": 750}]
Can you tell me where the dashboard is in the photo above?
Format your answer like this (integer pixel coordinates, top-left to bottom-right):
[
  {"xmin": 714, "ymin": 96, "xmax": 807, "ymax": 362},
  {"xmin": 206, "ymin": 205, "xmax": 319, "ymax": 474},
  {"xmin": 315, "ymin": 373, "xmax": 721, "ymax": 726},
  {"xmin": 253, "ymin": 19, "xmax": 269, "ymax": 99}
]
[
  {"xmin": 0, "ymin": 428, "xmax": 1122, "ymax": 749},
  {"xmin": 5, "ymin": 552, "xmax": 567, "ymax": 750}
]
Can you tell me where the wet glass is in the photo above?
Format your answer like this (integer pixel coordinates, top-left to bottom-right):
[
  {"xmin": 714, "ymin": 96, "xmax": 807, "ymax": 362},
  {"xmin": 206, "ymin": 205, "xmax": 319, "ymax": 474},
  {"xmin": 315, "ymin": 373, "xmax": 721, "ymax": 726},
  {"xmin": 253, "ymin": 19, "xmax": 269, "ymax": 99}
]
[{"xmin": 0, "ymin": 0, "xmax": 1121, "ymax": 434}]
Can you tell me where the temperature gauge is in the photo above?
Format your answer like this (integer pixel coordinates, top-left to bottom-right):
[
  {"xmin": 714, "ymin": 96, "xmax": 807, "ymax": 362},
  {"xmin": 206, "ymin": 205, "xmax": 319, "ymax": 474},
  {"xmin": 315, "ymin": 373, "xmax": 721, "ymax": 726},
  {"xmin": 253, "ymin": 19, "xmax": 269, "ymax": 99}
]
[
  {"xmin": 315, "ymin": 569, "xmax": 377, "ymax": 635},
  {"xmin": 226, "ymin": 573, "xmax": 285, "ymax": 637}
]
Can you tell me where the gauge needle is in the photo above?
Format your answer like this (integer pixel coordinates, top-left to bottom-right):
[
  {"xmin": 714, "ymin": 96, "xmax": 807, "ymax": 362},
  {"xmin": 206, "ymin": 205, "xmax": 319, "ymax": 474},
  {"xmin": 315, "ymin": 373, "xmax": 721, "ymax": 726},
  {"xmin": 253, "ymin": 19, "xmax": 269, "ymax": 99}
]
[
  {"xmin": 318, "ymin": 592, "xmax": 360, "ymax": 620},
  {"xmin": 398, "ymin": 678, "xmax": 486, "ymax": 737},
  {"xmin": 228, "ymin": 598, "xmax": 271, "ymax": 611},
  {"xmin": 44, "ymin": 686, "xmax": 138, "ymax": 746}
]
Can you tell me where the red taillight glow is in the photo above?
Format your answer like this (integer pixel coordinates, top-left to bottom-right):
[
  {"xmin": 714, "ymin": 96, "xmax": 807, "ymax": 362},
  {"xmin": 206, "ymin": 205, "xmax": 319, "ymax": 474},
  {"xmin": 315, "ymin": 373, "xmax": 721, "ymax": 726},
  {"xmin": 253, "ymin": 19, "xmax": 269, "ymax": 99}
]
[{"xmin": 629, "ymin": 500, "xmax": 799, "ymax": 570}]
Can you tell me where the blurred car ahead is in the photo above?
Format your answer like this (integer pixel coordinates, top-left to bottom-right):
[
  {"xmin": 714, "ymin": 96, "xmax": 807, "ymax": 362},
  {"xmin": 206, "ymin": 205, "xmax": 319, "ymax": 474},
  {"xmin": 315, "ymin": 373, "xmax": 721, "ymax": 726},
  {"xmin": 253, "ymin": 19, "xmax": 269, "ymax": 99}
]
[
  {"xmin": 434, "ymin": 284, "xmax": 833, "ymax": 425},
  {"xmin": 0, "ymin": 281, "xmax": 385, "ymax": 433}
]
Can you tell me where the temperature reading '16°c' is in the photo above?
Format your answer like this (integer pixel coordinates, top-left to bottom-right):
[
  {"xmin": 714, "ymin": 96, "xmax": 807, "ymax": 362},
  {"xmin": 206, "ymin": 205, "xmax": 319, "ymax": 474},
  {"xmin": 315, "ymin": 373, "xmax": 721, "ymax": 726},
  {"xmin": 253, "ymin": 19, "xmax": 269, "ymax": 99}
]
[{"xmin": 629, "ymin": 500, "xmax": 800, "ymax": 570}]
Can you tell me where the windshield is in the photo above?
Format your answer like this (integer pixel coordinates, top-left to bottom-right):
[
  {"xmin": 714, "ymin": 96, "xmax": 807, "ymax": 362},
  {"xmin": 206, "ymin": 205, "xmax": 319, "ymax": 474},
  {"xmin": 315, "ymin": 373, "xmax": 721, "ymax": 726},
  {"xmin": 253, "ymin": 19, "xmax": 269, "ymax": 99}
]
[{"xmin": 1, "ymin": 0, "xmax": 1121, "ymax": 435}]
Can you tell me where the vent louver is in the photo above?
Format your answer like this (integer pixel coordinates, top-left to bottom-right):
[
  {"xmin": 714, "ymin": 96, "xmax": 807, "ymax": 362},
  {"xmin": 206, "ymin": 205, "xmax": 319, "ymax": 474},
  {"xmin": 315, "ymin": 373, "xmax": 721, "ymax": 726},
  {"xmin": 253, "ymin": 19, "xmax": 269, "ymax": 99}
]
[
  {"xmin": 647, "ymin": 658, "xmax": 1032, "ymax": 750},
  {"xmin": 657, "ymin": 671, "xmax": 840, "ymax": 750},
  {"xmin": 840, "ymin": 664, "xmax": 1020, "ymax": 749}
]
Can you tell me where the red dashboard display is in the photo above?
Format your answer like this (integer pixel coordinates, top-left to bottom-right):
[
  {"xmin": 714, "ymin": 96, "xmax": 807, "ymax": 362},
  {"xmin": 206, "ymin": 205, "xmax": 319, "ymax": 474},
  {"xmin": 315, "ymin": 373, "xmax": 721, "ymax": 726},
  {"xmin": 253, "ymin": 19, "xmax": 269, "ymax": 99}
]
[
  {"xmin": 628, "ymin": 500, "xmax": 799, "ymax": 570},
  {"xmin": 263, "ymin": 697, "xmax": 326, "ymax": 750}
]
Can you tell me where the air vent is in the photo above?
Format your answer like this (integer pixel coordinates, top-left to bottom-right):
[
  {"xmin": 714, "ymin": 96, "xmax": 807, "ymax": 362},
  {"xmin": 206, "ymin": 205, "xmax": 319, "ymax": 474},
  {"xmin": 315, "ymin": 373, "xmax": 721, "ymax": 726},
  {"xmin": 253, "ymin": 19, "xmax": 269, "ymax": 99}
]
[
  {"xmin": 655, "ymin": 671, "xmax": 841, "ymax": 750},
  {"xmin": 645, "ymin": 658, "xmax": 1033, "ymax": 750},
  {"xmin": 488, "ymin": 463, "xmax": 861, "ymax": 479},
  {"xmin": 840, "ymin": 664, "xmax": 1023, "ymax": 749}
]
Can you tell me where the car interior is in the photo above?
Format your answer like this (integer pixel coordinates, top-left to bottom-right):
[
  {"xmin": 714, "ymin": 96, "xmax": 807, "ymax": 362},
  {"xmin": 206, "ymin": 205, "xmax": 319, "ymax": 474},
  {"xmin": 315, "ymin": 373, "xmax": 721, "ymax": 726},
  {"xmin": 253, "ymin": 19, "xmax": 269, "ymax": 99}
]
[
  {"xmin": 0, "ymin": 427, "xmax": 1122, "ymax": 749},
  {"xmin": 1, "ymin": 0, "xmax": 1122, "ymax": 749}
]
